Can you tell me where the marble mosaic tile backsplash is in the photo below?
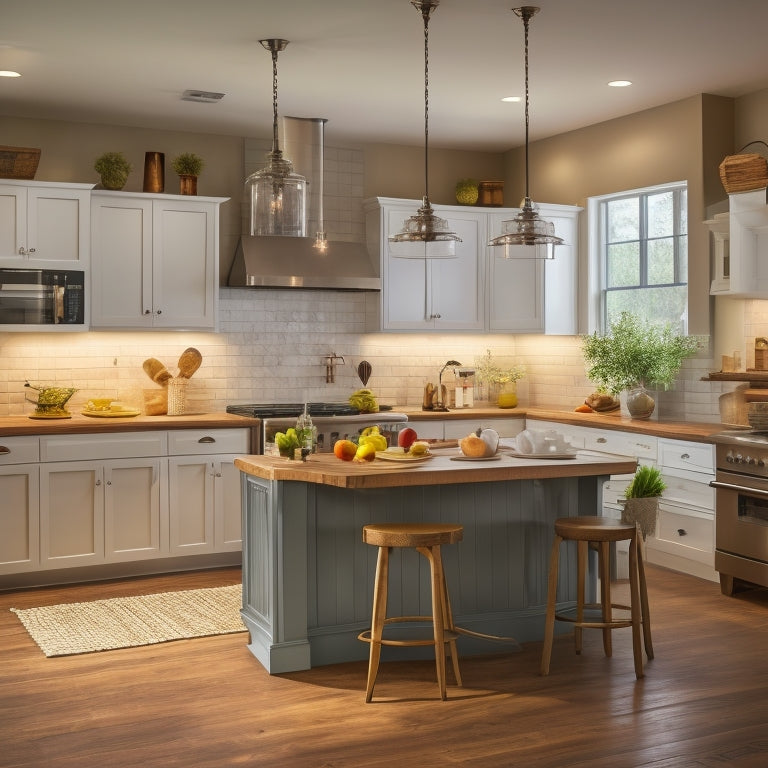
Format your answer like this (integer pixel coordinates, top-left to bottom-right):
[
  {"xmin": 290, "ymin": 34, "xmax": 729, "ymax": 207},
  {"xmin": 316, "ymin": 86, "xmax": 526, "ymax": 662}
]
[{"xmin": 0, "ymin": 287, "xmax": 736, "ymax": 423}]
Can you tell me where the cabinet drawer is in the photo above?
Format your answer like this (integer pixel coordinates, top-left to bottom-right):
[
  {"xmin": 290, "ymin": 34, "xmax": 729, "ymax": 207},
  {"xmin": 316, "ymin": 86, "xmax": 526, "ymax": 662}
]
[
  {"xmin": 658, "ymin": 439, "xmax": 714, "ymax": 475},
  {"xmin": 167, "ymin": 428, "xmax": 249, "ymax": 455},
  {"xmin": 0, "ymin": 436, "xmax": 39, "ymax": 465},
  {"xmin": 584, "ymin": 430, "xmax": 657, "ymax": 460},
  {"xmin": 654, "ymin": 502, "xmax": 713, "ymax": 556},
  {"xmin": 40, "ymin": 432, "xmax": 168, "ymax": 461},
  {"xmin": 662, "ymin": 474, "xmax": 714, "ymax": 512}
]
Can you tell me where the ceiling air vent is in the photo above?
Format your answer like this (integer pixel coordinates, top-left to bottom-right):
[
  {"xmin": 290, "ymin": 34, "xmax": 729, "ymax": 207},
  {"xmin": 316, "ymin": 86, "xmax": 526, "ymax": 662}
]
[{"xmin": 181, "ymin": 90, "xmax": 225, "ymax": 103}]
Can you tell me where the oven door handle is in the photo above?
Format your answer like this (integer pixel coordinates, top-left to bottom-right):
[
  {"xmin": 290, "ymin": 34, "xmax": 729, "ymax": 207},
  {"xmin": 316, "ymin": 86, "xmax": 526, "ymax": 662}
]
[{"xmin": 710, "ymin": 480, "xmax": 768, "ymax": 497}]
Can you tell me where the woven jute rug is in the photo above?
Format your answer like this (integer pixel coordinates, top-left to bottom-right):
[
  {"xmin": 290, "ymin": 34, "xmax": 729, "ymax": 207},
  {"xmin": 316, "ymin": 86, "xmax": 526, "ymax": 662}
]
[{"xmin": 11, "ymin": 584, "xmax": 246, "ymax": 657}]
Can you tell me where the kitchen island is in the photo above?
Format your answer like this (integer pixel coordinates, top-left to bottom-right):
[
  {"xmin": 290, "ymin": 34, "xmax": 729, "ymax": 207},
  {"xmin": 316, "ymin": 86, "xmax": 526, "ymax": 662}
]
[{"xmin": 234, "ymin": 448, "xmax": 637, "ymax": 673}]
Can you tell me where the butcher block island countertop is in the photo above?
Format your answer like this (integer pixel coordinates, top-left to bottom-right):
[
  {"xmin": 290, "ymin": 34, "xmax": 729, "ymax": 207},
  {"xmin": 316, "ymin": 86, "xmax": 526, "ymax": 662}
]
[
  {"xmin": 236, "ymin": 446, "xmax": 637, "ymax": 674},
  {"xmin": 234, "ymin": 447, "xmax": 637, "ymax": 488}
]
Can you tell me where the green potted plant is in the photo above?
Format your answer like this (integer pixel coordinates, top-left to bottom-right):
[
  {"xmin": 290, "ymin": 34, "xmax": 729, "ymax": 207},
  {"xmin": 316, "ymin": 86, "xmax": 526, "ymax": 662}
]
[
  {"xmin": 621, "ymin": 464, "xmax": 666, "ymax": 539},
  {"xmin": 171, "ymin": 152, "xmax": 204, "ymax": 195},
  {"xmin": 94, "ymin": 151, "xmax": 132, "ymax": 190},
  {"xmin": 581, "ymin": 312, "xmax": 700, "ymax": 419}
]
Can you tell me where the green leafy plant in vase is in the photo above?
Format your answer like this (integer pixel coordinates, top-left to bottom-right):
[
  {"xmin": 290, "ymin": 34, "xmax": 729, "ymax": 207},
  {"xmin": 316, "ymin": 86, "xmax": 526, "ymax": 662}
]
[
  {"xmin": 581, "ymin": 312, "xmax": 700, "ymax": 419},
  {"xmin": 94, "ymin": 151, "xmax": 132, "ymax": 190},
  {"xmin": 621, "ymin": 464, "xmax": 666, "ymax": 539},
  {"xmin": 171, "ymin": 152, "xmax": 204, "ymax": 195},
  {"xmin": 474, "ymin": 349, "xmax": 526, "ymax": 407}
]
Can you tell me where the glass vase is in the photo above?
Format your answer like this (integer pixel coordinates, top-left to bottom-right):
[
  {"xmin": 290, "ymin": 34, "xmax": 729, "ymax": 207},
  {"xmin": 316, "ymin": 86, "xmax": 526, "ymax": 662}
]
[
  {"xmin": 626, "ymin": 386, "xmax": 655, "ymax": 419},
  {"xmin": 497, "ymin": 381, "xmax": 518, "ymax": 409}
]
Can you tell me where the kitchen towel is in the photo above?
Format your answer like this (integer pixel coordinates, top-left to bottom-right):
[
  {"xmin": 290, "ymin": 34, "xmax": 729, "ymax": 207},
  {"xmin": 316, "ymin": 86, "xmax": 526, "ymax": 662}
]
[{"xmin": 10, "ymin": 584, "xmax": 245, "ymax": 657}]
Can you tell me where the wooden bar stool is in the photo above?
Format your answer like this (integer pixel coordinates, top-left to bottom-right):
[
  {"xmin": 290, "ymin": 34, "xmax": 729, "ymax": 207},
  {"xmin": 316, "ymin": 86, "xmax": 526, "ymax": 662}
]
[
  {"xmin": 540, "ymin": 516, "xmax": 653, "ymax": 679},
  {"xmin": 358, "ymin": 522, "xmax": 463, "ymax": 702}
]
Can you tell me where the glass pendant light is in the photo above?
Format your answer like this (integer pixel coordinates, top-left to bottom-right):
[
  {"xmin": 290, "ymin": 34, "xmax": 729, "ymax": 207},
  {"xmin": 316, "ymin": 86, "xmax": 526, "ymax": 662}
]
[
  {"xmin": 246, "ymin": 39, "xmax": 307, "ymax": 237},
  {"xmin": 389, "ymin": 0, "xmax": 461, "ymax": 259},
  {"xmin": 489, "ymin": 7, "xmax": 563, "ymax": 260}
]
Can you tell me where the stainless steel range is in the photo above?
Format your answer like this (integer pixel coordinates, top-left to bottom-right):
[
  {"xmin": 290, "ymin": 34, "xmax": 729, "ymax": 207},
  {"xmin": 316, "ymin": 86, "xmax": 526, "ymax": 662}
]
[
  {"xmin": 226, "ymin": 403, "xmax": 408, "ymax": 454},
  {"xmin": 711, "ymin": 429, "xmax": 768, "ymax": 594}
]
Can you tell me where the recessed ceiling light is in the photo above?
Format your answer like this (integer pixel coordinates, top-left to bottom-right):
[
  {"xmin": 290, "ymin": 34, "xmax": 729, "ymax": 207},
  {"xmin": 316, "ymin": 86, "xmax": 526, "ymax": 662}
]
[
  {"xmin": 608, "ymin": 80, "xmax": 632, "ymax": 87},
  {"xmin": 502, "ymin": 96, "xmax": 522, "ymax": 103},
  {"xmin": 0, "ymin": 70, "xmax": 21, "ymax": 78}
]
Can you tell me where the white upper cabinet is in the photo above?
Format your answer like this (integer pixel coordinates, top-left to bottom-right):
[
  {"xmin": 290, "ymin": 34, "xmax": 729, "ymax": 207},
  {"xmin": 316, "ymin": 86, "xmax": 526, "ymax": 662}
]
[
  {"xmin": 90, "ymin": 191, "xmax": 227, "ymax": 330},
  {"xmin": 707, "ymin": 189, "xmax": 768, "ymax": 298},
  {"xmin": 365, "ymin": 197, "xmax": 580, "ymax": 334},
  {"xmin": 0, "ymin": 181, "xmax": 92, "ymax": 266}
]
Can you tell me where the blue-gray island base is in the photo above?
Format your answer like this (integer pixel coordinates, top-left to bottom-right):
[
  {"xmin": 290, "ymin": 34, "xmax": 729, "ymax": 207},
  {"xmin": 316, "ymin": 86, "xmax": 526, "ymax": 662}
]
[{"xmin": 234, "ymin": 448, "xmax": 637, "ymax": 674}]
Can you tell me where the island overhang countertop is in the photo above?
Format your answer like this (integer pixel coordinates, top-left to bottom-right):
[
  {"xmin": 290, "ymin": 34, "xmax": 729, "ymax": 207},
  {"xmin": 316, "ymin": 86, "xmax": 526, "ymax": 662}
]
[{"xmin": 234, "ymin": 448, "xmax": 638, "ymax": 489}]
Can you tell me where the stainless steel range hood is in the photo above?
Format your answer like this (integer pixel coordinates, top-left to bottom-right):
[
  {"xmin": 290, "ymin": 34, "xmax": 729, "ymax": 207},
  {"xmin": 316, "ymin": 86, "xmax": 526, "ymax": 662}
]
[
  {"xmin": 228, "ymin": 235, "xmax": 380, "ymax": 290},
  {"xmin": 228, "ymin": 116, "xmax": 380, "ymax": 291}
]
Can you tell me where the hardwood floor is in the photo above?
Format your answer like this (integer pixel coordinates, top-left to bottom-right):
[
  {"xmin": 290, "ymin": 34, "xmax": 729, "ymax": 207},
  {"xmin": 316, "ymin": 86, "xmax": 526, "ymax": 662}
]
[{"xmin": 3, "ymin": 564, "xmax": 768, "ymax": 768}]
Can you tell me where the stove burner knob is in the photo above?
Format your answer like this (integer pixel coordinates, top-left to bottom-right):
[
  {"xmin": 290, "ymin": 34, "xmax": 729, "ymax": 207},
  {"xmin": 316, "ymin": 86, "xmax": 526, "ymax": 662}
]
[
  {"xmin": 736, "ymin": 453, "xmax": 744, "ymax": 464},
  {"xmin": 759, "ymin": 457, "xmax": 766, "ymax": 467},
  {"xmin": 745, "ymin": 455, "xmax": 755, "ymax": 465},
  {"xmin": 726, "ymin": 451, "xmax": 735, "ymax": 463}
]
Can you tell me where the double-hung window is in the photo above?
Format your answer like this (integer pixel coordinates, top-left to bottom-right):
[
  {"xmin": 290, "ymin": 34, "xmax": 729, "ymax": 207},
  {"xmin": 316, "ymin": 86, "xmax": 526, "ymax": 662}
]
[{"xmin": 591, "ymin": 182, "xmax": 688, "ymax": 333}]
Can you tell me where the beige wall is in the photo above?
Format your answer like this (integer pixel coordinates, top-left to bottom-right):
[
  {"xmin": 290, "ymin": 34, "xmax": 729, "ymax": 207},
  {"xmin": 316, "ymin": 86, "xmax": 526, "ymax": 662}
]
[{"xmin": 498, "ymin": 95, "xmax": 735, "ymax": 337}]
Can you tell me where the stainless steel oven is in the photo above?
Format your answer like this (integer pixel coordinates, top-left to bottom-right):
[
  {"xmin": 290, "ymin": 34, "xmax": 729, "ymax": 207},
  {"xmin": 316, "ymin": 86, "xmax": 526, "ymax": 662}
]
[
  {"xmin": 711, "ymin": 431, "xmax": 768, "ymax": 594},
  {"xmin": 226, "ymin": 403, "xmax": 408, "ymax": 454}
]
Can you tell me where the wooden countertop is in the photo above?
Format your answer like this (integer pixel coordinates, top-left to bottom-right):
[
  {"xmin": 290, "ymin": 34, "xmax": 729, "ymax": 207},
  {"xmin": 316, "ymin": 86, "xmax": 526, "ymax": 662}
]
[
  {"xmin": 398, "ymin": 405, "xmax": 738, "ymax": 443},
  {"xmin": 0, "ymin": 412, "xmax": 260, "ymax": 437},
  {"xmin": 234, "ymin": 448, "xmax": 637, "ymax": 490}
]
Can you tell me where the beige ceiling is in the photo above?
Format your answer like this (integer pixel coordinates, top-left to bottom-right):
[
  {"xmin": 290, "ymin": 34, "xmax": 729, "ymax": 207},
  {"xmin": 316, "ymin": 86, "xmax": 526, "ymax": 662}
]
[{"xmin": 2, "ymin": 0, "xmax": 768, "ymax": 152}]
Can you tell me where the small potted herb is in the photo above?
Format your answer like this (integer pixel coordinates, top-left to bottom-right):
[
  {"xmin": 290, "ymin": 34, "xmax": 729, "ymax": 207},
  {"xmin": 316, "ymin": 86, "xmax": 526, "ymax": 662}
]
[
  {"xmin": 171, "ymin": 152, "xmax": 204, "ymax": 195},
  {"xmin": 94, "ymin": 151, "xmax": 132, "ymax": 190},
  {"xmin": 621, "ymin": 464, "xmax": 666, "ymax": 539}
]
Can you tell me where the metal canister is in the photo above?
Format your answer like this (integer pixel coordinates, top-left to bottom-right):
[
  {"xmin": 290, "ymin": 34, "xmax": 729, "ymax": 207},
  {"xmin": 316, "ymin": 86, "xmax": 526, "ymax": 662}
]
[{"xmin": 756, "ymin": 338, "xmax": 768, "ymax": 370}]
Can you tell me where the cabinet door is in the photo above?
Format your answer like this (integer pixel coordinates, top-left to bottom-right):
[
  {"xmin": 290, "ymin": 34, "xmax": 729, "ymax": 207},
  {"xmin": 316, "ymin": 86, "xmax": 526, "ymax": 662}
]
[
  {"xmin": 104, "ymin": 458, "xmax": 167, "ymax": 562},
  {"xmin": 0, "ymin": 464, "xmax": 40, "ymax": 574},
  {"xmin": 90, "ymin": 195, "xmax": 153, "ymax": 327},
  {"xmin": 214, "ymin": 458, "xmax": 243, "ymax": 551},
  {"xmin": 0, "ymin": 184, "xmax": 26, "ymax": 260},
  {"xmin": 40, "ymin": 461, "xmax": 104, "ymax": 568},
  {"xmin": 26, "ymin": 186, "xmax": 90, "ymax": 263},
  {"xmin": 383, "ymin": 206, "xmax": 484, "ymax": 331},
  {"xmin": 168, "ymin": 456, "xmax": 215, "ymax": 554},
  {"xmin": 542, "ymin": 211, "xmax": 579, "ymax": 335},
  {"xmin": 152, "ymin": 200, "xmax": 217, "ymax": 329}
]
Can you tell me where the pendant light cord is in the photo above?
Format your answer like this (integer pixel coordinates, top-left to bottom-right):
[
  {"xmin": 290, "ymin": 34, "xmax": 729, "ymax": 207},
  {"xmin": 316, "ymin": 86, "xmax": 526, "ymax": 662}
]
[
  {"xmin": 271, "ymin": 46, "xmax": 280, "ymax": 153},
  {"xmin": 415, "ymin": 0, "xmax": 434, "ymax": 206},
  {"xmin": 513, "ymin": 7, "xmax": 538, "ymax": 204}
]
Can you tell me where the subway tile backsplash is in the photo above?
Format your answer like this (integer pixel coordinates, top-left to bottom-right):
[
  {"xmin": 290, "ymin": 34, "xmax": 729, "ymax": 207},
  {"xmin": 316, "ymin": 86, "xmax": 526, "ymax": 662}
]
[{"xmin": 0, "ymin": 287, "xmax": 729, "ymax": 423}]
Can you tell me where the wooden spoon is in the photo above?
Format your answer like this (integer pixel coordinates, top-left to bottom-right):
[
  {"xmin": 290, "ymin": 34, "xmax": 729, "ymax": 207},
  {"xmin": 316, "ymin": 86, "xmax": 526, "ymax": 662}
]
[
  {"xmin": 143, "ymin": 358, "xmax": 172, "ymax": 386},
  {"xmin": 178, "ymin": 347, "xmax": 202, "ymax": 379}
]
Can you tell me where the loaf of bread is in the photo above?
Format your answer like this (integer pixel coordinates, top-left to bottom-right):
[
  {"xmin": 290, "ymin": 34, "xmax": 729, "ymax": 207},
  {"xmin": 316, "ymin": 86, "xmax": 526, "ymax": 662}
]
[{"xmin": 585, "ymin": 392, "xmax": 619, "ymax": 411}]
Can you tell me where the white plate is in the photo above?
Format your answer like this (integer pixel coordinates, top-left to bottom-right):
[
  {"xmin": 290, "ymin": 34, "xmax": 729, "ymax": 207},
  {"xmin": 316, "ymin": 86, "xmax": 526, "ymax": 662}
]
[
  {"xmin": 375, "ymin": 450, "xmax": 434, "ymax": 463},
  {"xmin": 450, "ymin": 454, "xmax": 502, "ymax": 462},
  {"xmin": 506, "ymin": 448, "xmax": 578, "ymax": 460}
]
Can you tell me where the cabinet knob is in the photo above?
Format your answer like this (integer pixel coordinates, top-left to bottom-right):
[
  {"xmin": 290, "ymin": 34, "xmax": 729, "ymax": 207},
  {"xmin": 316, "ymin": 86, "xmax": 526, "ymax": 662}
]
[
  {"xmin": 95, "ymin": 479, "xmax": 102, "ymax": 486},
  {"xmin": 198, "ymin": 436, "xmax": 216, "ymax": 444},
  {"xmin": 681, "ymin": 453, "xmax": 690, "ymax": 460},
  {"xmin": 677, "ymin": 528, "xmax": 687, "ymax": 537},
  {"xmin": 144, "ymin": 309, "xmax": 151, "ymax": 315},
  {"xmin": 156, "ymin": 309, "xmax": 162, "ymax": 315},
  {"xmin": 597, "ymin": 437, "xmax": 607, "ymax": 444}
]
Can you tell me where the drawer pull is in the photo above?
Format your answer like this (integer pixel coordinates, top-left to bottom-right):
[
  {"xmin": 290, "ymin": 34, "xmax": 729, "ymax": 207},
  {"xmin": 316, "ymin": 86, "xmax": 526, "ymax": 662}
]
[
  {"xmin": 677, "ymin": 529, "xmax": 687, "ymax": 537},
  {"xmin": 0, "ymin": 446, "xmax": 9, "ymax": 455},
  {"xmin": 198, "ymin": 436, "xmax": 216, "ymax": 444},
  {"xmin": 681, "ymin": 453, "xmax": 690, "ymax": 460},
  {"xmin": 597, "ymin": 437, "xmax": 607, "ymax": 444}
]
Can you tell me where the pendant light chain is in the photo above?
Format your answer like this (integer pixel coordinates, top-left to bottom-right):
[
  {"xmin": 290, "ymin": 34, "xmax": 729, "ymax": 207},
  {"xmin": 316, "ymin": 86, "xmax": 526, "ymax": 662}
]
[
  {"xmin": 422, "ymin": 1, "xmax": 431, "ymax": 205},
  {"xmin": 521, "ymin": 7, "xmax": 531, "ymax": 201},
  {"xmin": 271, "ymin": 45, "xmax": 280, "ymax": 152}
]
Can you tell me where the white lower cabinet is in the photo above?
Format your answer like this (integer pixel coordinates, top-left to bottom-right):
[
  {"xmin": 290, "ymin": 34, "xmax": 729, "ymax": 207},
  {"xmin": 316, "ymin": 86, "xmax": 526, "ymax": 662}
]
[
  {"xmin": 527, "ymin": 420, "xmax": 716, "ymax": 581},
  {"xmin": 2, "ymin": 427, "xmax": 249, "ymax": 578}
]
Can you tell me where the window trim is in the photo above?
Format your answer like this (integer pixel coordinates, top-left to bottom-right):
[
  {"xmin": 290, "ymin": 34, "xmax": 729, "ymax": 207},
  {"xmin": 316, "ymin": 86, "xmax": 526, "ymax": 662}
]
[{"xmin": 587, "ymin": 180, "xmax": 687, "ymax": 334}]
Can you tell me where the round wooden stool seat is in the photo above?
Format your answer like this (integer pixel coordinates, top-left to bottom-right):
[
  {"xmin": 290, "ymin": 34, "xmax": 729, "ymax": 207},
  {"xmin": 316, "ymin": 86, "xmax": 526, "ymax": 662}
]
[
  {"xmin": 541, "ymin": 516, "xmax": 653, "ymax": 680},
  {"xmin": 359, "ymin": 522, "xmax": 464, "ymax": 702}
]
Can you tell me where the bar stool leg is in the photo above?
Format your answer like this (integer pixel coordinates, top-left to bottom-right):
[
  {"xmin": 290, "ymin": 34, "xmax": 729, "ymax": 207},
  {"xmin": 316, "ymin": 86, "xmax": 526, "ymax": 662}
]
[
  {"xmin": 627, "ymin": 532, "xmax": 644, "ymax": 679},
  {"xmin": 420, "ymin": 545, "xmax": 448, "ymax": 700},
  {"xmin": 364, "ymin": 546, "xmax": 390, "ymax": 702},
  {"xmin": 575, "ymin": 540, "xmax": 587, "ymax": 654},
  {"xmin": 599, "ymin": 540, "xmax": 613, "ymax": 657},
  {"xmin": 637, "ymin": 535, "xmax": 654, "ymax": 660},
  {"xmin": 436, "ymin": 552, "xmax": 462, "ymax": 687},
  {"xmin": 540, "ymin": 533, "xmax": 562, "ymax": 676}
]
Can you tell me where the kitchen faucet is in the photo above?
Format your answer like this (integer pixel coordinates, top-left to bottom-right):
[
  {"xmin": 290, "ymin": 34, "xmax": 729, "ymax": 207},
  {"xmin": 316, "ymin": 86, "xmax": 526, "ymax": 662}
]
[
  {"xmin": 435, "ymin": 360, "xmax": 462, "ymax": 411},
  {"xmin": 324, "ymin": 353, "xmax": 345, "ymax": 384}
]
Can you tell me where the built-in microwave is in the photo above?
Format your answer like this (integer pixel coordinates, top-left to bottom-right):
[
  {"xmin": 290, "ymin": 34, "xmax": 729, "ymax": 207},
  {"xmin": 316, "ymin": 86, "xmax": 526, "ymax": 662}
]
[{"xmin": 0, "ymin": 268, "xmax": 85, "ymax": 327}]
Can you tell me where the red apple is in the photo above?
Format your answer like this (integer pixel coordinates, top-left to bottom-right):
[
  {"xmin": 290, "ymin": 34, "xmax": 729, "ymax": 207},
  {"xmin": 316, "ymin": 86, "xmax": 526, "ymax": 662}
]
[{"xmin": 397, "ymin": 427, "xmax": 418, "ymax": 451}]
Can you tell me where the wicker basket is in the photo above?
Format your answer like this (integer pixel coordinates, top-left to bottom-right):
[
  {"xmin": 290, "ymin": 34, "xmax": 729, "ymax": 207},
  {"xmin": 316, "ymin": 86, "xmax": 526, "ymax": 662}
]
[
  {"xmin": 0, "ymin": 146, "xmax": 41, "ymax": 180},
  {"xmin": 719, "ymin": 153, "xmax": 768, "ymax": 194},
  {"xmin": 620, "ymin": 497, "xmax": 659, "ymax": 540}
]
